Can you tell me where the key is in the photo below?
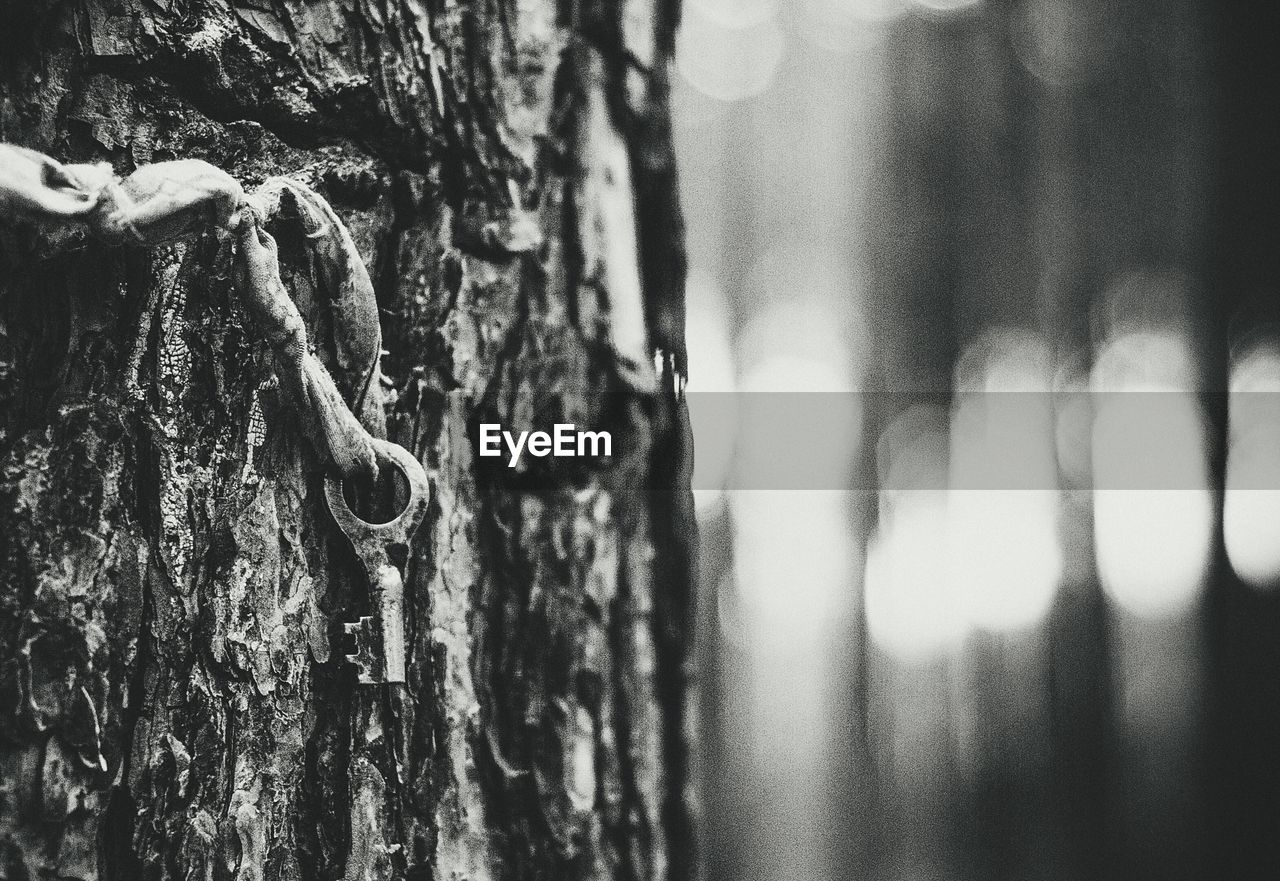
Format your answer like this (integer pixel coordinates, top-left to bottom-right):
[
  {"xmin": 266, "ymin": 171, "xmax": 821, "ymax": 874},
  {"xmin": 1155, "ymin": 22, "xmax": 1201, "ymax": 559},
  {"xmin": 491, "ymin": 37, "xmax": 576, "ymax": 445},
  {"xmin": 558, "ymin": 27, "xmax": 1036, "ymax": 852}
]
[{"xmin": 324, "ymin": 438, "xmax": 430, "ymax": 685}]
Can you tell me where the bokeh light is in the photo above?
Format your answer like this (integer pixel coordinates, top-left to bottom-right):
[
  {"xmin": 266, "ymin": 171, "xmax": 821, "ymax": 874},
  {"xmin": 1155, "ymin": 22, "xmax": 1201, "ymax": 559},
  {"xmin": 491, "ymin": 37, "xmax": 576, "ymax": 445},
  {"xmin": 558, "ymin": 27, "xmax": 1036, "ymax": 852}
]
[
  {"xmin": 911, "ymin": 0, "xmax": 985, "ymax": 14},
  {"xmin": 1224, "ymin": 339, "xmax": 1280, "ymax": 589},
  {"xmin": 865, "ymin": 409, "xmax": 965, "ymax": 662},
  {"xmin": 686, "ymin": 272, "xmax": 738, "ymax": 517},
  {"xmin": 688, "ymin": 0, "xmax": 780, "ymax": 28},
  {"xmin": 798, "ymin": 0, "xmax": 908, "ymax": 53},
  {"xmin": 1092, "ymin": 331, "xmax": 1212, "ymax": 618},
  {"xmin": 948, "ymin": 331, "xmax": 1061, "ymax": 633},
  {"xmin": 677, "ymin": 4, "xmax": 786, "ymax": 102},
  {"xmin": 1010, "ymin": 0, "xmax": 1118, "ymax": 88}
]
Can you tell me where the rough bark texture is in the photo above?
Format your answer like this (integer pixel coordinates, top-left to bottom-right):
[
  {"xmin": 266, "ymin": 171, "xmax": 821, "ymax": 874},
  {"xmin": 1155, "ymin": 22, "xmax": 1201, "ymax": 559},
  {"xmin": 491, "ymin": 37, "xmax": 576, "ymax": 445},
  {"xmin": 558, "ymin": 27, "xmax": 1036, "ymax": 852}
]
[{"xmin": 0, "ymin": 2, "xmax": 695, "ymax": 880}]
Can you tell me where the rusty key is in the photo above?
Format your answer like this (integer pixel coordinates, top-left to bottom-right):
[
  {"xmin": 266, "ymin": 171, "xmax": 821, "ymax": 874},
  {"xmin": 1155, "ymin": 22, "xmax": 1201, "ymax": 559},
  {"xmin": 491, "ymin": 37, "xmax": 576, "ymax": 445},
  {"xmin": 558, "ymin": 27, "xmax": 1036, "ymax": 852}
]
[{"xmin": 324, "ymin": 438, "xmax": 430, "ymax": 685}]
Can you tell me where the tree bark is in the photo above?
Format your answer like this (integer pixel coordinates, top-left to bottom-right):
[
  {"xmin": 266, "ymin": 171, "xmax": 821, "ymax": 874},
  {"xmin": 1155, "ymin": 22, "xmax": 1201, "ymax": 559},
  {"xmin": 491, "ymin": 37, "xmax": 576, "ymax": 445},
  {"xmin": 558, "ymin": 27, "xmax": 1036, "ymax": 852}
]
[{"xmin": 0, "ymin": 2, "xmax": 695, "ymax": 880}]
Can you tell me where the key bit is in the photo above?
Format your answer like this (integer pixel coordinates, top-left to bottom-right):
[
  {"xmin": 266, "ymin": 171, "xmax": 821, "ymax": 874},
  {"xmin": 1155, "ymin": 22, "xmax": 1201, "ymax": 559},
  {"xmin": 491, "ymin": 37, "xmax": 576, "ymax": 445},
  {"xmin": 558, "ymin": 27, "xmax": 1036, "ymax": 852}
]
[
  {"xmin": 325, "ymin": 438, "xmax": 430, "ymax": 686},
  {"xmin": 344, "ymin": 616, "xmax": 379, "ymax": 684}
]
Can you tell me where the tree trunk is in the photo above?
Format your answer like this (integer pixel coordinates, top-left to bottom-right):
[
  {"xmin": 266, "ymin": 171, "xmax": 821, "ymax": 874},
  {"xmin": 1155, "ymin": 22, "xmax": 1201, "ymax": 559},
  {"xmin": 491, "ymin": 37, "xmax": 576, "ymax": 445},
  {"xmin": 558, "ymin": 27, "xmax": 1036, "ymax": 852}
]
[{"xmin": 0, "ymin": 2, "xmax": 695, "ymax": 880}]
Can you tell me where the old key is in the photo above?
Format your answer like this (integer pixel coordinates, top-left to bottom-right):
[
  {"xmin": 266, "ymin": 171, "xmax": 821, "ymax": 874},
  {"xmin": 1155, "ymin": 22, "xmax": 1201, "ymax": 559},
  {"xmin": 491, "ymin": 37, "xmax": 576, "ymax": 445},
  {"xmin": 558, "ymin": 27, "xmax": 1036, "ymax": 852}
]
[{"xmin": 324, "ymin": 438, "xmax": 430, "ymax": 685}]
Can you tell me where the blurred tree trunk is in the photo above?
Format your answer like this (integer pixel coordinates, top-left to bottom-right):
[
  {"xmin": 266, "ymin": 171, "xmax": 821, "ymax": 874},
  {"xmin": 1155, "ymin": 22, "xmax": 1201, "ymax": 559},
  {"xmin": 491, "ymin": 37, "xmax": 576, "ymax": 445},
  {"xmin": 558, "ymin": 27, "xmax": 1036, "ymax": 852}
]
[{"xmin": 0, "ymin": 2, "xmax": 695, "ymax": 880}]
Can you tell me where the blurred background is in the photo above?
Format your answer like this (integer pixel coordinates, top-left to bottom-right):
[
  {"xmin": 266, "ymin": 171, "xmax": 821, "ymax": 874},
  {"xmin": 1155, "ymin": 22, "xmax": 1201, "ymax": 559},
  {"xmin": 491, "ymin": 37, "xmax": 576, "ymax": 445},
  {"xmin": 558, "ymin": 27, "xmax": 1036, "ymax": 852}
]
[{"xmin": 671, "ymin": 0, "xmax": 1280, "ymax": 878}]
